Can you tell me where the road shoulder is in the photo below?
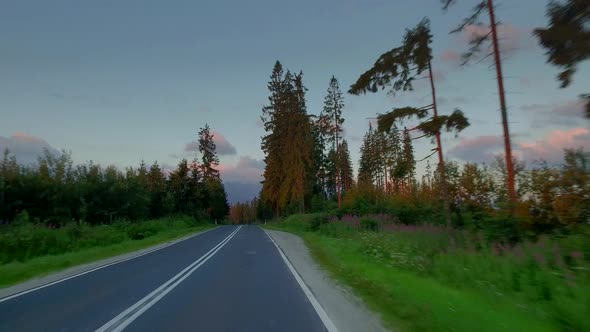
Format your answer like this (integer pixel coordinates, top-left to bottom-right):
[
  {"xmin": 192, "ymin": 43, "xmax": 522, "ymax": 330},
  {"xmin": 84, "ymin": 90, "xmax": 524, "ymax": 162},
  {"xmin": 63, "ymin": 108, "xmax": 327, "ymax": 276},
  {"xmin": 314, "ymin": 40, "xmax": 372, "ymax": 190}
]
[
  {"xmin": 0, "ymin": 227, "xmax": 217, "ymax": 301},
  {"xmin": 266, "ymin": 229, "xmax": 390, "ymax": 332}
]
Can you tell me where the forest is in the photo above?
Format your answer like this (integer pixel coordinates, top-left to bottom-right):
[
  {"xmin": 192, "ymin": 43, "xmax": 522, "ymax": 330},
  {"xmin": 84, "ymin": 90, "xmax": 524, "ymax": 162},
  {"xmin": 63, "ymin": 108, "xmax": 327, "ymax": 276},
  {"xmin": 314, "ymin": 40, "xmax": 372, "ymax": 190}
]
[
  {"xmin": 228, "ymin": 0, "xmax": 590, "ymax": 240},
  {"xmin": 0, "ymin": 0, "xmax": 588, "ymax": 329}
]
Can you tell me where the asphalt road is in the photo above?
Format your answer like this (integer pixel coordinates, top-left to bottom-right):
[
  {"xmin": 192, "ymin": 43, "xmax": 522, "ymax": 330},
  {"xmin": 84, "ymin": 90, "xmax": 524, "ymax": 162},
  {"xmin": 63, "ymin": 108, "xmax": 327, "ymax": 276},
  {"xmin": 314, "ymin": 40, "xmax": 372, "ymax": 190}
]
[{"xmin": 0, "ymin": 225, "xmax": 328, "ymax": 332}]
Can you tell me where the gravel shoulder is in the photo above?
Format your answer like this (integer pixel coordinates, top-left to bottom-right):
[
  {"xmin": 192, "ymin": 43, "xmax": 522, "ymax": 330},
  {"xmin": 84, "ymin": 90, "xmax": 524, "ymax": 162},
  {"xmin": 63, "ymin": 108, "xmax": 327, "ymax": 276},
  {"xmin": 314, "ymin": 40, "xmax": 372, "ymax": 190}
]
[{"xmin": 266, "ymin": 229, "xmax": 390, "ymax": 332}]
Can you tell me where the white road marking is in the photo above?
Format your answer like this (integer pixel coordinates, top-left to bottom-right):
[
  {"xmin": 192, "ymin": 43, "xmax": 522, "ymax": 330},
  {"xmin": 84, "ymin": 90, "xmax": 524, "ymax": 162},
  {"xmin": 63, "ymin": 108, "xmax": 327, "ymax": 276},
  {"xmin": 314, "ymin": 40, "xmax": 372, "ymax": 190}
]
[
  {"xmin": 0, "ymin": 227, "xmax": 219, "ymax": 303},
  {"xmin": 95, "ymin": 225, "xmax": 242, "ymax": 332},
  {"xmin": 264, "ymin": 229, "xmax": 339, "ymax": 332}
]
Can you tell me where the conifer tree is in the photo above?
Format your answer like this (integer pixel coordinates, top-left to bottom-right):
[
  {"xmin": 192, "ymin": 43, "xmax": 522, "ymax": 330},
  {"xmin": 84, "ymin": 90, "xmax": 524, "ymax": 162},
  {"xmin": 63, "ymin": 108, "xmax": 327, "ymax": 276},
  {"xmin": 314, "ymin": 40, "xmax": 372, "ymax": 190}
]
[
  {"xmin": 441, "ymin": 0, "xmax": 518, "ymax": 206},
  {"xmin": 535, "ymin": 0, "xmax": 589, "ymax": 118},
  {"xmin": 322, "ymin": 76, "xmax": 345, "ymax": 208},
  {"xmin": 349, "ymin": 18, "xmax": 469, "ymax": 227},
  {"xmin": 198, "ymin": 124, "xmax": 220, "ymax": 180}
]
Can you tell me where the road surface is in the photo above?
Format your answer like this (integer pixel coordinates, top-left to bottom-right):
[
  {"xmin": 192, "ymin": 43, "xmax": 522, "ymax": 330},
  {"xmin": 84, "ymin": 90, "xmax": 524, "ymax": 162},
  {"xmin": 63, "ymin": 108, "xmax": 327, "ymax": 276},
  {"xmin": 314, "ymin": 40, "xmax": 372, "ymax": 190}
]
[{"xmin": 0, "ymin": 225, "xmax": 331, "ymax": 332}]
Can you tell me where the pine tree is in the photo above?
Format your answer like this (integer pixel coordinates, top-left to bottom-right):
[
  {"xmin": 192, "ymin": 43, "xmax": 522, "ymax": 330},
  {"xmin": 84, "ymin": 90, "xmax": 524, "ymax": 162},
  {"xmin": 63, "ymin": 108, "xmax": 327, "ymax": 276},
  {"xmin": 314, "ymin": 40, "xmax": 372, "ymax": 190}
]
[
  {"xmin": 535, "ymin": 0, "xmax": 589, "ymax": 119},
  {"xmin": 261, "ymin": 62, "xmax": 287, "ymax": 217},
  {"xmin": 401, "ymin": 129, "xmax": 416, "ymax": 194},
  {"xmin": 349, "ymin": 18, "xmax": 469, "ymax": 227},
  {"xmin": 198, "ymin": 124, "xmax": 220, "ymax": 180},
  {"xmin": 339, "ymin": 140, "xmax": 354, "ymax": 193},
  {"xmin": 260, "ymin": 63, "xmax": 315, "ymax": 215},
  {"xmin": 322, "ymin": 76, "xmax": 345, "ymax": 208},
  {"xmin": 197, "ymin": 124, "xmax": 228, "ymax": 220},
  {"xmin": 147, "ymin": 162, "xmax": 166, "ymax": 218},
  {"xmin": 441, "ymin": 0, "xmax": 518, "ymax": 206}
]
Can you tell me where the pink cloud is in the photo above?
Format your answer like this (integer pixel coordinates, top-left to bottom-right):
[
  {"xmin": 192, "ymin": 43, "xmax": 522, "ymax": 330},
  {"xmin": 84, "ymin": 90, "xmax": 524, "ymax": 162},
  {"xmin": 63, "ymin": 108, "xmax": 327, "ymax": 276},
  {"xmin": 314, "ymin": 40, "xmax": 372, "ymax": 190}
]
[
  {"xmin": 0, "ymin": 132, "xmax": 60, "ymax": 164},
  {"xmin": 448, "ymin": 128, "xmax": 590, "ymax": 165},
  {"xmin": 440, "ymin": 50, "xmax": 461, "ymax": 63},
  {"xmin": 448, "ymin": 135, "xmax": 503, "ymax": 163},
  {"xmin": 520, "ymin": 99, "xmax": 586, "ymax": 127},
  {"xmin": 519, "ymin": 128, "xmax": 590, "ymax": 163},
  {"xmin": 184, "ymin": 131, "xmax": 237, "ymax": 155},
  {"xmin": 455, "ymin": 23, "xmax": 531, "ymax": 59},
  {"xmin": 216, "ymin": 156, "xmax": 264, "ymax": 183}
]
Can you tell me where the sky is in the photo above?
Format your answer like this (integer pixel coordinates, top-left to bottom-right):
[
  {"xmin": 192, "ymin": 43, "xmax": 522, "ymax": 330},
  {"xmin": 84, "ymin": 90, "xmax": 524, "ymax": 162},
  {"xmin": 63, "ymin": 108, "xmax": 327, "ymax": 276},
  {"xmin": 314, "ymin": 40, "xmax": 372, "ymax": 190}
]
[{"xmin": 1, "ymin": 0, "xmax": 589, "ymax": 202}]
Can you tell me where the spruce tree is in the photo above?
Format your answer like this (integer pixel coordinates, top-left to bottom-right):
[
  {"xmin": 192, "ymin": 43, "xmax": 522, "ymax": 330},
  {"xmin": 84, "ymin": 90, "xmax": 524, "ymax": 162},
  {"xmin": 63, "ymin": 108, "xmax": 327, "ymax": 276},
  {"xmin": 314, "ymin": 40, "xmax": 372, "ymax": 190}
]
[
  {"xmin": 198, "ymin": 124, "xmax": 220, "ymax": 180},
  {"xmin": 322, "ymin": 76, "xmax": 345, "ymax": 208}
]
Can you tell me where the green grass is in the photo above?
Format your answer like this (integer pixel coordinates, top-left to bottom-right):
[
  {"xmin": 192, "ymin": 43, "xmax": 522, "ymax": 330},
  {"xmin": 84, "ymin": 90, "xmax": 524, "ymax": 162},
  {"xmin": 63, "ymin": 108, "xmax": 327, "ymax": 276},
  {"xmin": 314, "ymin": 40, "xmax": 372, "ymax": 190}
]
[
  {"xmin": 0, "ymin": 217, "xmax": 214, "ymax": 288},
  {"xmin": 266, "ymin": 214, "xmax": 589, "ymax": 332}
]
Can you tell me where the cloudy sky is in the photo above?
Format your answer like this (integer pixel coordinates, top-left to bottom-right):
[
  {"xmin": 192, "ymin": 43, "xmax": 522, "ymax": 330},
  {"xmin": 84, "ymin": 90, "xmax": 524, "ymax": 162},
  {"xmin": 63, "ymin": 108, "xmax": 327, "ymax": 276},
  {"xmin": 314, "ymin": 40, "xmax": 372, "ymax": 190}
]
[{"xmin": 1, "ymin": 0, "xmax": 589, "ymax": 201}]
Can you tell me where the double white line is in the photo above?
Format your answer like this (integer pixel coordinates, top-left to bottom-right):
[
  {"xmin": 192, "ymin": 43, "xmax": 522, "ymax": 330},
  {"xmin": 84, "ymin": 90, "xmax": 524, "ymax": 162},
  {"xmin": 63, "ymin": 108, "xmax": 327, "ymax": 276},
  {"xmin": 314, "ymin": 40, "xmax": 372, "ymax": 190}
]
[{"xmin": 96, "ymin": 225, "xmax": 242, "ymax": 332}]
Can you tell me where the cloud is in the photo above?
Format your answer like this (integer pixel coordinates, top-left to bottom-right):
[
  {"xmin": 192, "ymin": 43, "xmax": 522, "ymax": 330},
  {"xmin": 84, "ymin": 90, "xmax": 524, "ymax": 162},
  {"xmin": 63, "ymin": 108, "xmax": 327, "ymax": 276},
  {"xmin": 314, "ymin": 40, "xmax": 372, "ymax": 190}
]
[
  {"xmin": 440, "ymin": 50, "xmax": 461, "ymax": 63},
  {"xmin": 184, "ymin": 131, "xmax": 237, "ymax": 156},
  {"xmin": 520, "ymin": 99, "xmax": 586, "ymax": 128},
  {"xmin": 448, "ymin": 135, "xmax": 503, "ymax": 163},
  {"xmin": 519, "ymin": 128, "xmax": 590, "ymax": 163},
  {"xmin": 444, "ymin": 23, "xmax": 531, "ymax": 64},
  {"xmin": 224, "ymin": 182, "xmax": 262, "ymax": 204},
  {"xmin": 0, "ymin": 132, "xmax": 61, "ymax": 164},
  {"xmin": 448, "ymin": 128, "xmax": 590, "ymax": 165},
  {"xmin": 217, "ymin": 156, "xmax": 264, "ymax": 183},
  {"xmin": 217, "ymin": 156, "xmax": 264, "ymax": 203}
]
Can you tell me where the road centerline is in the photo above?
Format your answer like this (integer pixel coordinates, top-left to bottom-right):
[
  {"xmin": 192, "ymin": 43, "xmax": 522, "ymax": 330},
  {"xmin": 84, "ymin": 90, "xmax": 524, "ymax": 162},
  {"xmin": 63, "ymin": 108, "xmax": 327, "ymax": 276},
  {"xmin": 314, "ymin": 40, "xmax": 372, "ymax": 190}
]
[{"xmin": 95, "ymin": 225, "xmax": 242, "ymax": 332}]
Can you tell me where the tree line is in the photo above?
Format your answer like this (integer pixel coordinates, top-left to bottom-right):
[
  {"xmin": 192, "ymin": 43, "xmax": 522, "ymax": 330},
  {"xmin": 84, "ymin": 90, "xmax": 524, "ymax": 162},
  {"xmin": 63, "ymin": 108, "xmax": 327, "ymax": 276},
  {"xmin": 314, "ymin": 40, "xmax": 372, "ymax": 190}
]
[
  {"xmin": 0, "ymin": 125, "xmax": 229, "ymax": 225},
  {"xmin": 248, "ymin": 0, "xmax": 589, "ymax": 231}
]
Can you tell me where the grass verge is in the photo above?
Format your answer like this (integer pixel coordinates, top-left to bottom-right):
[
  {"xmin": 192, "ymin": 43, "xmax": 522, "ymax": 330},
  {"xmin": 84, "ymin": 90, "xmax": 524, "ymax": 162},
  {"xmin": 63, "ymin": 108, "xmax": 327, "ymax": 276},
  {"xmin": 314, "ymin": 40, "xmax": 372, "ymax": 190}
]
[
  {"xmin": 265, "ymin": 214, "xmax": 587, "ymax": 332},
  {"xmin": 0, "ymin": 219, "xmax": 214, "ymax": 288}
]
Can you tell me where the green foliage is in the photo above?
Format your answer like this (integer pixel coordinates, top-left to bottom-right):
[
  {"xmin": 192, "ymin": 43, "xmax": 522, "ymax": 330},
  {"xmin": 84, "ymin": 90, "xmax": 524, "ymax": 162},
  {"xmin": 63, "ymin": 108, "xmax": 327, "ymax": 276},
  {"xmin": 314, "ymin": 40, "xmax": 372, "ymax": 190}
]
[
  {"xmin": 360, "ymin": 217, "xmax": 380, "ymax": 231},
  {"xmin": 0, "ymin": 216, "xmax": 205, "ymax": 264},
  {"xmin": 0, "ymin": 126, "xmax": 230, "ymax": 225},
  {"xmin": 260, "ymin": 62, "xmax": 316, "ymax": 215},
  {"xmin": 270, "ymin": 214, "xmax": 590, "ymax": 331},
  {"xmin": 377, "ymin": 107, "xmax": 428, "ymax": 133},
  {"xmin": 348, "ymin": 18, "xmax": 432, "ymax": 96},
  {"xmin": 534, "ymin": 0, "xmax": 589, "ymax": 88},
  {"xmin": 309, "ymin": 213, "xmax": 329, "ymax": 231}
]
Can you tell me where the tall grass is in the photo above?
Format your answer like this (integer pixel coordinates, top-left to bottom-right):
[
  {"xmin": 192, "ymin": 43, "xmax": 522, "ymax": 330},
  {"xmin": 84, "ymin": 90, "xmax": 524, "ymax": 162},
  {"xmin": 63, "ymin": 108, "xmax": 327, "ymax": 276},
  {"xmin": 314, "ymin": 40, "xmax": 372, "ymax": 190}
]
[
  {"xmin": 0, "ymin": 213, "xmax": 208, "ymax": 264},
  {"xmin": 268, "ymin": 214, "xmax": 590, "ymax": 331}
]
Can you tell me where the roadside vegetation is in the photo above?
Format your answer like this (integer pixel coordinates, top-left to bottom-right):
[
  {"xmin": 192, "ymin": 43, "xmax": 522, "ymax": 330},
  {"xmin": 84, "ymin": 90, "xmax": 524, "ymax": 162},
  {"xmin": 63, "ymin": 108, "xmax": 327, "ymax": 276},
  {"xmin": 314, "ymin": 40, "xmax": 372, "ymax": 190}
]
[
  {"xmin": 0, "ymin": 215, "xmax": 213, "ymax": 287},
  {"xmin": 243, "ymin": 4, "xmax": 590, "ymax": 330},
  {"xmin": 0, "ymin": 124, "xmax": 228, "ymax": 287},
  {"xmin": 266, "ymin": 213, "xmax": 589, "ymax": 332}
]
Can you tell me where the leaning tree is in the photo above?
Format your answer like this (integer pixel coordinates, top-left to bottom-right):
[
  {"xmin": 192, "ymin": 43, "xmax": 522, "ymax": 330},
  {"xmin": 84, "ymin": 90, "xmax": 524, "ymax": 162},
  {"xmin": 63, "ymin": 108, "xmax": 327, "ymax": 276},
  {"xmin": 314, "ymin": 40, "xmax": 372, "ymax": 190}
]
[{"xmin": 349, "ymin": 18, "xmax": 469, "ymax": 228}]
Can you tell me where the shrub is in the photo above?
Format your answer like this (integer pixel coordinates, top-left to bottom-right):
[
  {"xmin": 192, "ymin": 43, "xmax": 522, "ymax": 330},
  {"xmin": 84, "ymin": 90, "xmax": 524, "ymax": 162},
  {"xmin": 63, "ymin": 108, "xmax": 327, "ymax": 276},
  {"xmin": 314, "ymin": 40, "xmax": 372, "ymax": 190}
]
[
  {"xmin": 309, "ymin": 214, "xmax": 329, "ymax": 231},
  {"xmin": 360, "ymin": 217, "xmax": 380, "ymax": 231}
]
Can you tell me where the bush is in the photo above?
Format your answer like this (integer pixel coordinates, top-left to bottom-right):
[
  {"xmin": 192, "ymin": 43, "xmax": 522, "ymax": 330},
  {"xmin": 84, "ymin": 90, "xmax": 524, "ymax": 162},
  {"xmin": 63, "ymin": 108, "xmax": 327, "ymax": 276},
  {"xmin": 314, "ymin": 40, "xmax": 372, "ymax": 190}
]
[
  {"xmin": 478, "ymin": 214, "xmax": 524, "ymax": 244},
  {"xmin": 360, "ymin": 217, "xmax": 380, "ymax": 231},
  {"xmin": 309, "ymin": 214, "xmax": 329, "ymax": 231},
  {"xmin": 0, "ymin": 216, "xmax": 200, "ymax": 263}
]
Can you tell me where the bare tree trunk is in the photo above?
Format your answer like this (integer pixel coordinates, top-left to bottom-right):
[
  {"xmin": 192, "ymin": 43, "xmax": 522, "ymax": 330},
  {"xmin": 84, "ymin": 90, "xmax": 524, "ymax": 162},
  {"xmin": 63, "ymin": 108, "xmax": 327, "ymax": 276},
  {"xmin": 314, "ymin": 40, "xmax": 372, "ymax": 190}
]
[
  {"xmin": 487, "ymin": 0, "xmax": 516, "ymax": 208},
  {"xmin": 384, "ymin": 165, "xmax": 388, "ymax": 193},
  {"xmin": 428, "ymin": 59, "xmax": 452, "ymax": 228},
  {"xmin": 335, "ymin": 114, "xmax": 341, "ymax": 209}
]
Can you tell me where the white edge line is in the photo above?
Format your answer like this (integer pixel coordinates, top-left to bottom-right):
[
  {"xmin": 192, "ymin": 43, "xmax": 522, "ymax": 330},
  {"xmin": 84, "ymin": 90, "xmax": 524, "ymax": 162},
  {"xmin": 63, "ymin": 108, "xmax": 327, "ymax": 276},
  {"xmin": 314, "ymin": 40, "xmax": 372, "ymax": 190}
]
[
  {"xmin": 0, "ymin": 226, "xmax": 220, "ymax": 303},
  {"xmin": 96, "ymin": 225, "xmax": 242, "ymax": 332},
  {"xmin": 264, "ymin": 229, "xmax": 339, "ymax": 332}
]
